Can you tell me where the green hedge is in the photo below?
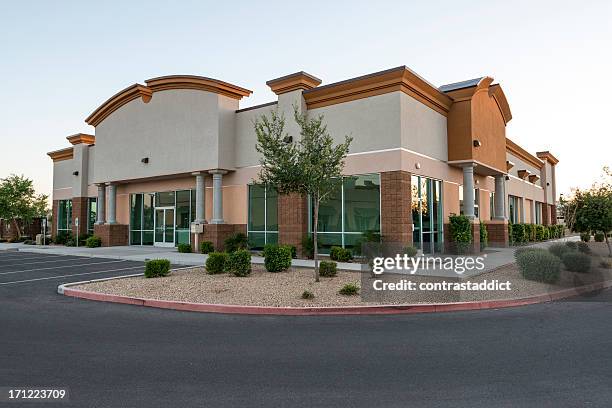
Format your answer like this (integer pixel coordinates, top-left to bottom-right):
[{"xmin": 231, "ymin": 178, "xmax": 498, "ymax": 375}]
[
  {"xmin": 85, "ymin": 236, "xmax": 102, "ymax": 248},
  {"xmin": 301, "ymin": 235, "xmax": 314, "ymax": 259},
  {"xmin": 580, "ymin": 232, "xmax": 591, "ymax": 242},
  {"xmin": 206, "ymin": 252, "xmax": 228, "ymax": 274},
  {"xmin": 319, "ymin": 261, "xmax": 337, "ymax": 277},
  {"xmin": 330, "ymin": 246, "xmax": 353, "ymax": 262},
  {"xmin": 226, "ymin": 249, "xmax": 251, "ymax": 277},
  {"xmin": 511, "ymin": 224, "xmax": 527, "ymax": 243},
  {"xmin": 177, "ymin": 243, "xmax": 192, "ymax": 253},
  {"xmin": 224, "ymin": 233, "xmax": 249, "ymax": 253},
  {"xmin": 54, "ymin": 231, "xmax": 72, "ymax": 245},
  {"xmin": 480, "ymin": 221, "xmax": 488, "ymax": 249},
  {"xmin": 516, "ymin": 248, "xmax": 560, "ymax": 283},
  {"xmin": 144, "ymin": 259, "xmax": 171, "ymax": 278},
  {"xmin": 263, "ymin": 244, "xmax": 292, "ymax": 272},
  {"xmin": 449, "ymin": 214, "xmax": 472, "ymax": 253},
  {"xmin": 562, "ymin": 251, "xmax": 591, "ymax": 273},
  {"xmin": 200, "ymin": 241, "xmax": 214, "ymax": 254},
  {"xmin": 594, "ymin": 232, "xmax": 605, "ymax": 242}
]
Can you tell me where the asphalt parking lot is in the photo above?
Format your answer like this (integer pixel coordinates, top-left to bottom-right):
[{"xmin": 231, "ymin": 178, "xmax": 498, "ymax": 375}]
[
  {"xmin": 1, "ymin": 250, "xmax": 612, "ymax": 408},
  {"xmin": 0, "ymin": 250, "xmax": 145, "ymax": 289}
]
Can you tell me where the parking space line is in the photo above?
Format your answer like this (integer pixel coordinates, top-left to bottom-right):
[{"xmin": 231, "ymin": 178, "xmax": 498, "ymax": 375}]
[
  {"xmin": 0, "ymin": 254, "xmax": 67, "ymax": 261},
  {"xmin": 0, "ymin": 260, "xmax": 131, "ymax": 275},
  {"xmin": 0, "ymin": 257, "xmax": 98, "ymax": 267},
  {"xmin": 0, "ymin": 266, "xmax": 145, "ymax": 285}
]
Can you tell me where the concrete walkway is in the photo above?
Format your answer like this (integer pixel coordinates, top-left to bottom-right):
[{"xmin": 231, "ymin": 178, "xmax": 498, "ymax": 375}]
[{"xmin": 1, "ymin": 235, "xmax": 580, "ymax": 277}]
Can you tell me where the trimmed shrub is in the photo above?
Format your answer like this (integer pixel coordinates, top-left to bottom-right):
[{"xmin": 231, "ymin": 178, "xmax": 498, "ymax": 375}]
[
  {"xmin": 226, "ymin": 249, "xmax": 251, "ymax": 277},
  {"xmin": 480, "ymin": 221, "xmax": 488, "ymax": 249},
  {"xmin": 577, "ymin": 241, "xmax": 591, "ymax": 254},
  {"xmin": 404, "ymin": 246, "xmax": 418, "ymax": 257},
  {"xmin": 580, "ymin": 232, "xmax": 591, "ymax": 242},
  {"xmin": 330, "ymin": 246, "xmax": 352, "ymax": 262},
  {"xmin": 548, "ymin": 243, "xmax": 573, "ymax": 259},
  {"xmin": 514, "ymin": 246, "xmax": 541, "ymax": 261},
  {"xmin": 200, "ymin": 241, "xmax": 214, "ymax": 254},
  {"xmin": 449, "ymin": 214, "xmax": 472, "ymax": 253},
  {"xmin": 511, "ymin": 224, "xmax": 526, "ymax": 244},
  {"xmin": 600, "ymin": 259, "xmax": 612, "ymax": 269},
  {"xmin": 508, "ymin": 223, "xmax": 514, "ymax": 244},
  {"xmin": 301, "ymin": 235, "xmax": 314, "ymax": 259},
  {"xmin": 144, "ymin": 259, "xmax": 171, "ymax": 278},
  {"xmin": 301, "ymin": 290, "xmax": 315, "ymax": 299},
  {"xmin": 562, "ymin": 251, "xmax": 591, "ymax": 273},
  {"xmin": 65, "ymin": 238, "xmax": 76, "ymax": 247},
  {"xmin": 565, "ymin": 241, "xmax": 578, "ymax": 250},
  {"xmin": 319, "ymin": 261, "xmax": 337, "ymax": 277},
  {"xmin": 594, "ymin": 232, "xmax": 605, "ymax": 242},
  {"xmin": 339, "ymin": 282, "xmax": 360, "ymax": 296},
  {"xmin": 535, "ymin": 225, "xmax": 545, "ymax": 241},
  {"xmin": 85, "ymin": 236, "xmax": 102, "ymax": 248},
  {"xmin": 516, "ymin": 248, "xmax": 561, "ymax": 283},
  {"xmin": 287, "ymin": 245, "xmax": 297, "ymax": 259},
  {"xmin": 177, "ymin": 243, "xmax": 192, "ymax": 253},
  {"xmin": 206, "ymin": 252, "xmax": 228, "ymax": 274},
  {"xmin": 54, "ymin": 231, "xmax": 72, "ymax": 245},
  {"xmin": 542, "ymin": 227, "xmax": 550, "ymax": 240},
  {"xmin": 264, "ymin": 244, "xmax": 292, "ymax": 272},
  {"xmin": 224, "ymin": 233, "xmax": 249, "ymax": 253}
]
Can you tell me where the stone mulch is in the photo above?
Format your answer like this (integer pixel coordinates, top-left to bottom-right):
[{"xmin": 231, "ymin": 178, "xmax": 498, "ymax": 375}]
[{"xmin": 73, "ymin": 242, "xmax": 612, "ymax": 307}]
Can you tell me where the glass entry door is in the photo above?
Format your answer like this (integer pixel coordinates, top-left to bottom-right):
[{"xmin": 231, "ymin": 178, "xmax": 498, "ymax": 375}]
[{"xmin": 154, "ymin": 207, "xmax": 175, "ymax": 247}]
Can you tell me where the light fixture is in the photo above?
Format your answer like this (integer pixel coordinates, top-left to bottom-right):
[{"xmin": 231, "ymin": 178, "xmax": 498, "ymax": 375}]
[
  {"xmin": 72, "ymin": 171, "xmax": 79, "ymax": 176},
  {"xmin": 141, "ymin": 157, "xmax": 149, "ymax": 164},
  {"xmin": 473, "ymin": 140, "xmax": 482, "ymax": 147},
  {"xmin": 415, "ymin": 162, "xmax": 421, "ymax": 169},
  {"xmin": 505, "ymin": 175, "xmax": 510, "ymax": 181}
]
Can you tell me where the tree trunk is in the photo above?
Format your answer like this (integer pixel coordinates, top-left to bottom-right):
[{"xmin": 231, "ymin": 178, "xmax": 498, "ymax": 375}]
[
  {"xmin": 313, "ymin": 198, "xmax": 320, "ymax": 282},
  {"xmin": 11, "ymin": 218, "xmax": 22, "ymax": 239},
  {"xmin": 605, "ymin": 234, "xmax": 612, "ymax": 257}
]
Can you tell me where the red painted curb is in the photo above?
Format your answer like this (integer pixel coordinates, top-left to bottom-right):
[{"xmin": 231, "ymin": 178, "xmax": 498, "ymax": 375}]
[{"xmin": 60, "ymin": 279, "xmax": 612, "ymax": 316}]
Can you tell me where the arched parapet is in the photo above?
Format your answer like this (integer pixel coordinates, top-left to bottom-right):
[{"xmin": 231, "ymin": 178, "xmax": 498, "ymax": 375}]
[{"xmin": 85, "ymin": 84, "xmax": 152, "ymax": 127}]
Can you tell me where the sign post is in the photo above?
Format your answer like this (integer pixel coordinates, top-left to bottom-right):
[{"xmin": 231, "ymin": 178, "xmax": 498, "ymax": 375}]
[{"xmin": 75, "ymin": 218, "xmax": 79, "ymax": 247}]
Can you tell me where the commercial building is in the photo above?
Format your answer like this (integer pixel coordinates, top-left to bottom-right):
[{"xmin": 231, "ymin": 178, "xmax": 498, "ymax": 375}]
[{"xmin": 48, "ymin": 66, "xmax": 559, "ymax": 253}]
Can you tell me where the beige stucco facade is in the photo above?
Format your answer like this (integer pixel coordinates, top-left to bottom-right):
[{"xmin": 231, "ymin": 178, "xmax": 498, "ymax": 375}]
[{"xmin": 48, "ymin": 67, "xmax": 559, "ymax": 249}]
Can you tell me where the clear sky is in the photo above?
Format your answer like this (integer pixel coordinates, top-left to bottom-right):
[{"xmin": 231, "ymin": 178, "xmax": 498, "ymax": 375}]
[{"xmin": 1, "ymin": 0, "xmax": 610, "ymax": 199}]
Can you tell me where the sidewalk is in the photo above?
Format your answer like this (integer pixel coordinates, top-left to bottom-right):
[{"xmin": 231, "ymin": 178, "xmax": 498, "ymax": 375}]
[{"xmin": 2, "ymin": 235, "xmax": 580, "ymax": 277}]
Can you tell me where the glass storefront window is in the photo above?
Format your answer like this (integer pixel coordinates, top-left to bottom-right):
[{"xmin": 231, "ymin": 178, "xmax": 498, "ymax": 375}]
[
  {"xmin": 87, "ymin": 198, "xmax": 97, "ymax": 234},
  {"xmin": 411, "ymin": 175, "xmax": 443, "ymax": 253},
  {"xmin": 175, "ymin": 190, "xmax": 191, "ymax": 245},
  {"xmin": 310, "ymin": 174, "xmax": 380, "ymax": 253},
  {"xmin": 247, "ymin": 185, "xmax": 278, "ymax": 249},
  {"xmin": 155, "ymin": 192, "xmax": 174, "ymax": 207},
  {"xmin": 57, "ymin": 200, "xmax": 72, "ymax": 232},
  {"xmin": 130, "ymin": 193, "xmax": 155, "ymax": 245}
]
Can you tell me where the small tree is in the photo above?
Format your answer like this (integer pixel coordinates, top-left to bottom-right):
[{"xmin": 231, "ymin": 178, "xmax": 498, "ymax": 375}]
[
  {"xmin": 255, "ymin": 108, "xmax": 352, "ymax": 281},
  {"xmin": 0, "ymin": 174, "xmax": 48, "ymax": 238},
  {"xmin": 565, "ymin": 167, "xmax": 612, "ymax": 256}
]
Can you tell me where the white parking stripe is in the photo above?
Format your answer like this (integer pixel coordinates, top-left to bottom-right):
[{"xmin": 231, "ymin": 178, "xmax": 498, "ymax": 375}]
[
  {"xmin": 0, "ymin": 255, "xmax": 67, "ymax": 261},
  {"xmin": 0, "ymin": 257, "xmax": 97, "ymax": 267},
  {"xmin": 0, "ymin": 266, "xmax": 144, "ymax": 285},
  {"xmin": 0, "ymin": 260, "xmax": 130, "ymax": 275}
]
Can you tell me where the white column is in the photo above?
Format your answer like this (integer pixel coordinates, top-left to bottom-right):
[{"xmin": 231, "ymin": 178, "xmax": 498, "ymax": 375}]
[
  {"xmin": 462, "ymin": 164, "xmax": 475, "ymax": 219},
  {"xmin": 107, "ymin": 183, "xmax": 117, "ymax": 225},
  {"xmin": 209, "ymin": 170, "xmax": 227, "ymax": 224},
  {"xmin": 96, "ymin": 184, "xmax": 106, "ymax": 225},
  {"xmin": 494, "ymin": 175, "xmax": 506, "ymax": 220},
  {"xmin": 530, "ymin": 200, "xmax": 536, "ymax": 224},
  {"xmin": 520, "ymin": 197, "xmax": 526, "ymax": 223},
  {"xmin": 192, "ymin": 172, "xmax": 206, "ymax": 223}
]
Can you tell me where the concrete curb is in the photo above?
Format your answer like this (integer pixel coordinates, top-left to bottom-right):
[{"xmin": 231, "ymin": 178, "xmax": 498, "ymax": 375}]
[{"xmin": 58, "ymin": 274, "xmax": 612, "ymax": 316}]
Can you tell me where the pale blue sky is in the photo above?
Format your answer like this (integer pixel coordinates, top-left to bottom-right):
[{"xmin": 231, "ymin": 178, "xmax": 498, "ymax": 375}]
[{"xmin": 1, "ymin": 0, "xmax": 610, "ymax": 198}]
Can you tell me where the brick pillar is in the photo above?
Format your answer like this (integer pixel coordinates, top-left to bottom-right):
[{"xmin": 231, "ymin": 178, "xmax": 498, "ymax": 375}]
[
  {"xmin": 278, "ymin": 193, "xmax": 309, "ymax": 256},
  {"xmin": 93, "ymin": 224, "xmax": 129, "ymax": 246},
  {"xmin": 380, "ymin": 171, "xmax": 412, "ymax": 246},
  {"xmin": 200, "ymin": 224, "xmax": 246, "ymax": 252},
  {"xmin": 550, "ymin": 205, "xmax": 557, "ymax": 225},
  {"xmin": 542, "ymin": 204, "xmax": 550, "ymax": 226},
  {"xmin": 484, "ymin": 220, "xmax": 509, "ymax": 247},
  {"xmin": 51, "ymin": 200, "xmax": 59, "ymax": 240},
  {"xmin": 71, "ymin": 197, "xmax": 89, "ymax": 237}
]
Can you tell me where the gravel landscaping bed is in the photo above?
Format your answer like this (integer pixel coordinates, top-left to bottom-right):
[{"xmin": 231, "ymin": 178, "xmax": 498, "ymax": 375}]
[{"xmin": 73, "ymin": 251, "xmax": 612, "ymax": 307}]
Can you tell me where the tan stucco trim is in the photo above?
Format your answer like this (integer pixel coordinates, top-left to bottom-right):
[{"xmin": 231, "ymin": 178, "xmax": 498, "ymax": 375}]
[
  {"xmin": 536, "ymin": 151, "xmax": 559, "ymax": 165},
  {"xmin": 517, "ymin": 169, "xmax": 531, "ymax": 180},
  {"xmin": 85, "ymin": 84, "xmax": 153, "ymax": 126},
  {"xmin": 489, "ymin": 84, "xmax": 512, "ymax": 124},
  {"xmin": 266, "ymin": 72, "xmax": 322, "ymax": 95},
  {"xmin": 145, "ymin": 75, "xmax": 252, "ymax": 99},
  {"xmin": 47, "ymin": 147, "xmax": 74, "ymax": 162},
  {"xmin": 528, "ymin": 174, "xmax": 540, "ymax": 183},
  {"xmin": 66, "ymin": 133, "xmax": 95, "ymax": 145},
  {"xmin": 303, "ymin": 66, "xmax": 453, "ymax": 115},
  {"xmin": 506, "ymin": 160, "xmax": 515, "ymax": 171},
  {"xmin": 506, "ymin": 138, "xmax": 544, "ymax": 169}
]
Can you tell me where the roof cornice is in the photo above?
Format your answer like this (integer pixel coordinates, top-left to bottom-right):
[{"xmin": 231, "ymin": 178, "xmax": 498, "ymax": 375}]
[
  {"xmin": 536, "ymin": 151, "xmax": 559, "ymax": 165},
  {"xmin": 267, "ymin": 72, "xmax": 322, "ymax": 95},
  {"xmin": 47, "ymin": 147, "xmax": 74, "ymax": 162},
  {"xmin": 303, "ymin": 66, "xmax": 453, "ymax": 115},
  {"xmin": 66, "ymin": 133, "xmax": 95, "ymax": 145},
  {"xmin": 506, "ymin": 138, "xmax": 544, "ymax": 168}
]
